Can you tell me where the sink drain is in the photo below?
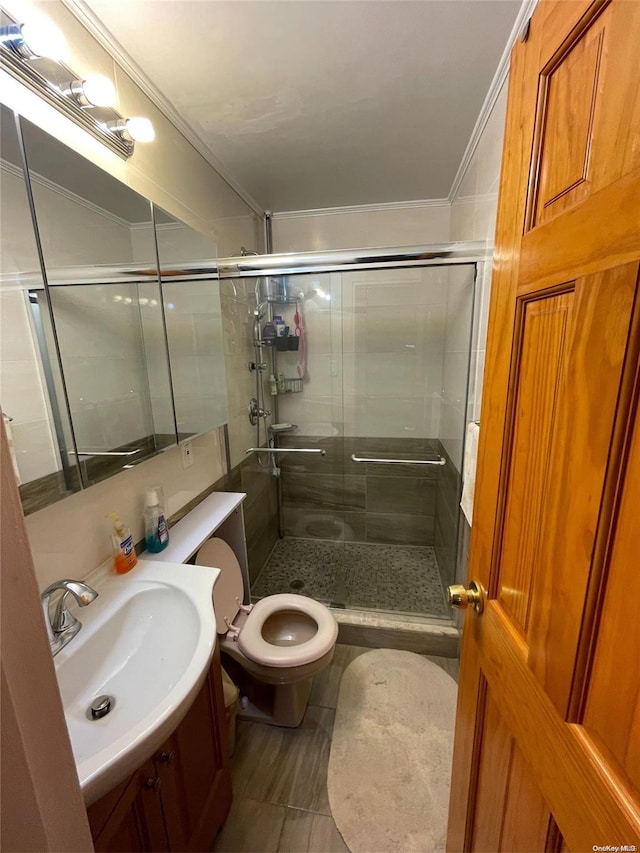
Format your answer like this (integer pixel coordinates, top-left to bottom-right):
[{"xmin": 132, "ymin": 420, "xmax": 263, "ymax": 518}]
[
  {"xmin": 290, "ymin": 579, "xmax": 305, "ymax": 590},
  {"xmin": 87, "ymin": 695, "xmax": 115, "ymax": 720}
]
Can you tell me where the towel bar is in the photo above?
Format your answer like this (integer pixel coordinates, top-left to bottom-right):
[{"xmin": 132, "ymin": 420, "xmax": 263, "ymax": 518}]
[
  {"xmin": 351, "ymin": 454, "xmax": 446, "ymax": 466},
  {"xmin": 245, "ymin": 447, "xmax": 326, "ymax": 456}
]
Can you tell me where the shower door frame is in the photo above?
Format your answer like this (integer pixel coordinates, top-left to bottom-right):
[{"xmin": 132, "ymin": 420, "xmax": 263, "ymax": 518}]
[{"xmin": 208, "ymin": 243, "xmax": 487, "ymax": 617}]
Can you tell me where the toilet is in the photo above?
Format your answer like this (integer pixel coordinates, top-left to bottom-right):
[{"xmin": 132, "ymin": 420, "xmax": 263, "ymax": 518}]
[{"xmin": 196, "ymin": 537, "xmax": 338, "ymax": 727}]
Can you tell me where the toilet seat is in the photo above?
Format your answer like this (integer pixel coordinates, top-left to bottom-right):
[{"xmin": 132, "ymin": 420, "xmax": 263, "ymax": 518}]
[
  {"xmin": 239, "ymin": 594, "xmax": 338, "ymax": 668},
  {"xmin": 196, "ymin": 539, "xmax": 338, "ymax": 669},
  {"xmin": 195, "ymin": 538, "xmax": 244, "ymax": 634}
]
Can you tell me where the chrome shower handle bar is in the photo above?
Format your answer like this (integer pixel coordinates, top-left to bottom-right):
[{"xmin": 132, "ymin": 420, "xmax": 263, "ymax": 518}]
[
  {"xmin": 245, "ymin": 447, "xmax": 326, "ymax": 456},
  {"xmin": 351, "ymin": 454, "xmax": 446, "ymax": 466}
]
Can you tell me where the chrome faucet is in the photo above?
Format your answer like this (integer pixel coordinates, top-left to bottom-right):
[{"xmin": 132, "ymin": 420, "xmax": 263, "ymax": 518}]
[{"xmin": 41, "ymin": 579, "xmax": 98, "ymax": 656}]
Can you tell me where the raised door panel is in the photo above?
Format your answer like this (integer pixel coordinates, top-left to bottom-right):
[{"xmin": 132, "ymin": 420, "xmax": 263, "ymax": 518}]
[
  {"xmin": 470, "ymin": 687, "xmax": 551, "ymax": 852},
  {"xmin": 530, "ymin": 1, "xmax": 640, "ymax": 231},
  {"xmin": 582, "ymin": 400, "xmax": 640, "ymax": 801},
  {"xmin": 495, "ymin": 264, "xmax": 637, "ymax": 715},
  {"xmin": 532, "ymin": 7, "xmax": 608, "ymax": 226},
  {"xmin": 497, "ymin": 292, "xmax": 572, "ymax": 632}
]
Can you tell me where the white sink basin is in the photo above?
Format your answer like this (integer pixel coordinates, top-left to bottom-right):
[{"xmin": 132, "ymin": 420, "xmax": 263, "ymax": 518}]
[{"xmin": 53, "ymin": 559, "xmax": 219, "ymax": 805}]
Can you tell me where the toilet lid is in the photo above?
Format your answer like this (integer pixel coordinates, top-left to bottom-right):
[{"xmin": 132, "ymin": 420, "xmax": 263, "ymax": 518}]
[
  {"xmin": 239, "ymin": 594, "xmax": 338, "ymax": 667},
  {"xmin": 195, "ymin": 538, "xmax": 243, "ymax": 635}
]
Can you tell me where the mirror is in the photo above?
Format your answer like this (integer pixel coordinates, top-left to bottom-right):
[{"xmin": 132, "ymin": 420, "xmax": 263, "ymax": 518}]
[
  {"xmin": 1, "ymin": 108, "xmax": 231, "ymax": 514},
  {"xmin": 153, "ymin": 205, "xmax": 228, "ymax": 438},
  {"xmin": 0, "ymin": 103, "xmax": 83, "ymax": 513},
  {"xmin": 18, "ymin": 116, "xmax": 177, "ymax": 497}
]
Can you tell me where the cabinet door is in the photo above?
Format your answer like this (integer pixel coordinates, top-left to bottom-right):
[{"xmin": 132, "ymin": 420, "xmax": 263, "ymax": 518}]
[
  {"xmin": 87, "ymin": 760, "xmax": 168, "ymax": 853},
  {"xmin": 156, "ymin": 645, "xmax": 233, "ymax": 852}
]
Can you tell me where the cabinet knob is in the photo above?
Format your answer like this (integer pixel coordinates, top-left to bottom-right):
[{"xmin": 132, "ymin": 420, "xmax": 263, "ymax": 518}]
[
  {"xmin": 145, "ymin": 777, "xmax": 161, "ymax": 792},
  {"xmin": 159, "ymin": 751, "xmax": 175, "ymax": 765}
]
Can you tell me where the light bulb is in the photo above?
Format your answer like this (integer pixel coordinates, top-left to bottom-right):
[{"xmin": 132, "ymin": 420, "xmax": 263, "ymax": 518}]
[
  {"xmin": 125, "ymin": 117, "xmax": 155, "ymax": 142},
  {"xmin": 105, "ymin": 116, "xmax": 155, "ymax": 144},
  {"xmin": 20, "ymin": 19, "xmax": 67, "ymax": 61},
  {"xmin": 81, "ymin": 75, "xmax": 116, "ymax": 108}
]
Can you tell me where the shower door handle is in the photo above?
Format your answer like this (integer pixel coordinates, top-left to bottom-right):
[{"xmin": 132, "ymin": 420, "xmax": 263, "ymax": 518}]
[{"xmin": 351, "ymin": 454, "xmax": 446, "ymax": 466}]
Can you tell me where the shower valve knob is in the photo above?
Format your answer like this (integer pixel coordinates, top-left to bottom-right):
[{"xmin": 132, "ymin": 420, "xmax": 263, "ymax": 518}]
[{"xmin": 248, "ymin": 398, "xmax": 271, "ymax": 425}]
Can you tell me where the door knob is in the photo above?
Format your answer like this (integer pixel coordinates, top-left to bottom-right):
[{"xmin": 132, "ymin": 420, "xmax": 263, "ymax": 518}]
[{"xmin": 447, "ymin": 580, "xmax": 484, "ymax": 613}]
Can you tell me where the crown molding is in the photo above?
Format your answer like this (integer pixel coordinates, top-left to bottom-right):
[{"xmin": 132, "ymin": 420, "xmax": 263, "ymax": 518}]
[
  {"xmin": 448, "ymin": 0, "xmax": 539, "ymax": 203},
  {"xmin": 273, "ymin": 197, "xmax": 450, "ymax": 220},
  {"xmin": 60, "ymin": 0, "xmax": 265, "ymax": 219},
  {"xmin": 1, "ymin": 157, "xmax": 135, "ymax": 228},
  {"xmin": 61, "ymin": 0, "xmax": 536, "ymax": 221}
]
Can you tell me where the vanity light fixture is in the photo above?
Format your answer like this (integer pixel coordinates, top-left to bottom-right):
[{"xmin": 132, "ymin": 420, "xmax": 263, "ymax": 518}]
[
  {"xmin": 106, "ymin": 116, "xmax": 155, "ymax": 143},
  {"xmin": 0, "ymin": 19, "xmax": 67, "ymax": 61},
  {"xmin": 63, "ymin": 75, "xmax": 117, "ymax": 109},
  {"xmin": 0, "ymin": 6, "xmax": 154, "ymax": 160}
]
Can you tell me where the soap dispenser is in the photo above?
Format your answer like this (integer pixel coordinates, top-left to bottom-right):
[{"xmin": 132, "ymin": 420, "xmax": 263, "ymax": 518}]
[
  {"xmin": 144, "ymin": 486, "xmax": 169, "ymax": 553},
  {"xmin": 107, "ymin": 511, "xmax": 138, "ymax": 574}
]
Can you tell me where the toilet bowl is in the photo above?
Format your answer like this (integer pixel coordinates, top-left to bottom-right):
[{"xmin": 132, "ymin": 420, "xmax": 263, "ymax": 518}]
[{"xmin": 196, "ymin": 538, "xmax": 338, "ymax": 727}]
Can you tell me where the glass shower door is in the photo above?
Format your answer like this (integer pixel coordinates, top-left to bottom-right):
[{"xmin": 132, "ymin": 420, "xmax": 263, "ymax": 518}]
[{"xmin": 250, "ymin": 263, "xmax": 475, "ymax": 619}]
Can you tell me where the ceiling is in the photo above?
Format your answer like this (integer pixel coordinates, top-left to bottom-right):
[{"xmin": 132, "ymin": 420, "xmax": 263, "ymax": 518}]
[{"xmin": 80, "ymin": 0, "xmax": 521, "ymax": 213}]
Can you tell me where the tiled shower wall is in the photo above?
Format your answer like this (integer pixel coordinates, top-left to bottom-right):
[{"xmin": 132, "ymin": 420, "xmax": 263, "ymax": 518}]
[
  {"xmin": 274, "ymin": 267, "xmax": 449, "ymax": 438},
  {"xmin": 279, "ymin": 435, "xmax": 440, "ymax": 545},
  {"xmin": 268, "ymin": 266, "xmax": 472, "ymax": 584}
]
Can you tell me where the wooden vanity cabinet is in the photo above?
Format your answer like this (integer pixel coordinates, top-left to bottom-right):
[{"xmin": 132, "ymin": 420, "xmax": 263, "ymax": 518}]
[{"xmin": 88, "ymin": 645, "xmax": 232, "ymax": 852}]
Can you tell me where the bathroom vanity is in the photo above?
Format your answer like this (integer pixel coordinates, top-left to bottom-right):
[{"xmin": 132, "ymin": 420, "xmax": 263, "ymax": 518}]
[
  {"xmin": 83, "ymin": 492, "xmax": 248, "ymax": 851},
  {"xmin": 87, "ymin": 647, "xmax": 231, "ymax": 853}
]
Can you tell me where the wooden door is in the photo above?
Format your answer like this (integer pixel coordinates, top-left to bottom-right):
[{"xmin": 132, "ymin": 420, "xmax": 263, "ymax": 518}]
[{"xmin": 447, "ymin": 1, "xmax": 640, "ymax": 850}]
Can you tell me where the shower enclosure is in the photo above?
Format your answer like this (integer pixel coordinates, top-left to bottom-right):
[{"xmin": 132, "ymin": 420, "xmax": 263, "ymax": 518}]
[{"xmin": 224, "ymin": 245, "xmax": 480, "ymax": 621}]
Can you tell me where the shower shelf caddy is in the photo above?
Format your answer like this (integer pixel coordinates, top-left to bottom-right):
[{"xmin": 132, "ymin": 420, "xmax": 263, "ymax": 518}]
[{"xmin": 278, "ymin": 377, "xmax": 303, "ymax": 393}]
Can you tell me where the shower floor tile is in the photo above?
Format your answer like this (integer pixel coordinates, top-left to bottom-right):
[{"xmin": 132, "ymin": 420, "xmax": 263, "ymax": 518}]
[{"xmin": 252, "ymin": 538, "xmax": 449, "ymax": 618}]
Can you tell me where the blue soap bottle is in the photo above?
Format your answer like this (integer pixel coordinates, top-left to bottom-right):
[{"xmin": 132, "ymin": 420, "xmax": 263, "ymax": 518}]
[{"xmin": 144, "ymin": 486, "xmax": 169, "ymax": 553}]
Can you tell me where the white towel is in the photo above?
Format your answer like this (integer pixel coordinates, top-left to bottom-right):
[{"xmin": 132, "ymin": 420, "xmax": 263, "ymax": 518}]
[
  {"xmin": 3, "ymin": 414, "xmax": 21, "ymax": 485},
  {"xmin": 460, "ymin": 422, "xmax": 479, "ymax": 525}
]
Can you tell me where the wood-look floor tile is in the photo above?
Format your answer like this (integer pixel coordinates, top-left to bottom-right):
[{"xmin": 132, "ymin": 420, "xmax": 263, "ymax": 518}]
[
  {"xmin": 309, "ymin": 644, "xmax": 371, "ymax": 709},
  {"xmin": 278, "ymin": 808, "xmax": 349, "ymax": 853},
  {"xmin": 214, "ymin": 797, "xmax": 286, "ymax": 853},
  {"xmin": 231, "ymin": 705, "xmax": 335, "ymax": 815}
]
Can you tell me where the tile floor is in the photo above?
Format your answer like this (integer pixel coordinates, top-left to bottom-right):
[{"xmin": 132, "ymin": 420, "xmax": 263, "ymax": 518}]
[
  {"xmin": 251, "ymin": 538, "xmax": 449, "ymax": 617},
  {"xmin": 214, "ymin": 644, "xmax": 459, "ymax": 853}
]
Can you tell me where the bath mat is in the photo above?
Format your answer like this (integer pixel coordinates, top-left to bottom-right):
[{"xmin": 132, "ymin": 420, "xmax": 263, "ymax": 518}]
[{"xmin": 328, "ymin": 649, "xmax": 457, "ymax": 853}]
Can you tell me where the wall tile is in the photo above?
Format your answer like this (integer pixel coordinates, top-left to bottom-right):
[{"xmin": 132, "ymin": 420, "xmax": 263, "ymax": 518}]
[
  {"xmin": 367, "ymin": 476, "xmax": 436, "ymax": 516},
  {"xmin": 11, "ymin": 418, "xmax": 60, "ymax": 482},
  {"xmin": 282, "ymin": 472, "xmax": 366, "ymax": 512},
  {"xmin": 283, "ymin": 508, "xmax": 348, "ymax": 541},
  {"xmin": 272, "ymin": 204, "xmax": 450, "ymax": 253},
  {"xmin": 366, "ymin": 513, "xmax": 434, "ymax": 546}
]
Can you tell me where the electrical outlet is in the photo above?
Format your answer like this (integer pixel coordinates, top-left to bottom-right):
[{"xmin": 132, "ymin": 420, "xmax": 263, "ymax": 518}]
[{"xmin": 181, "ymin": 440, "xmax": 194, "ymax": 469}]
